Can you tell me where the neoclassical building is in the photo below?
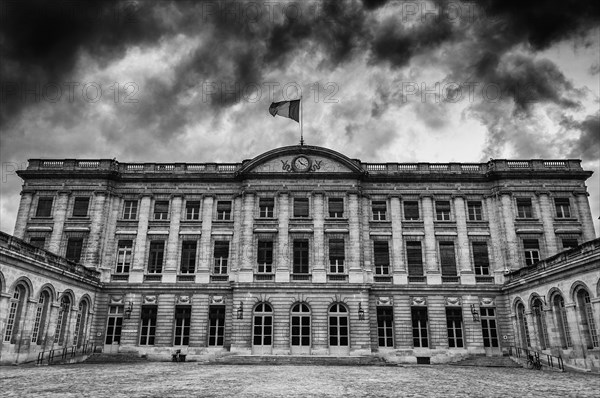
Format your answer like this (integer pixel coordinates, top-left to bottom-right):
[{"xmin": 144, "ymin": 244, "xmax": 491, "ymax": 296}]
[{"xmin": 1, "ymin": 145, "xmax": 598, "ymax": 370}]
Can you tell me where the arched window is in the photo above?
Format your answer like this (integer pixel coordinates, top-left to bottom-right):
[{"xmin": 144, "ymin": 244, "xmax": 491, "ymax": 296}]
[
  {"xmin": 575, "ymin": 288, "xmax": 599, "ymax": 349},
  {"xmin": 54, "ymin": 296, "xmax": 71, "ymax": 346},
  {"xmin": 291, "ymin": 303, "xmax": 311, "ymax": 353},
  {"xmin": 252, "ymin": 303, "xmax": 273, "ymax": 354},
  {"xmin": 516, "ymin": 302, "xmax": 530, "ymax": 348},
  {"xmin": 73, "ymin": 300, "xmax": 88, "ymax": 348},
  {"xmin": 531, "ymin": 298, "xmax": 549, "ymax": 349},
  {"xmin": 552, "ymin": 295, "xmax": 572, "ymax": 348},
  {"xmin": 31, "ymin": 290, "xmax": 52, "ymax": 345},
  {"xmin": 4, "ymin": 285, "xmax": 27, "ymax": 343},
  {"xmin": 329, "ymin": 303, "xmax": 349, "ymax": 349}
]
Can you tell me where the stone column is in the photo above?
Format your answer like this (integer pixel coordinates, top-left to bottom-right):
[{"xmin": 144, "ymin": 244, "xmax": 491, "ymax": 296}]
[
  {"xmin": 83, "ymin": 191, "xmax": 108, "ymax": 268},
  {"xmin": 13, "ymin": 191, "xmax": 34, "ymax": 239},
  {"xmin": 485, "ymin": 195, "xmax": 506, "ymax": 282},
  {"xmin": 564, "ymin": 303, "xmax": 584, "ymax": 350},
  {"xmin": 231, "ymin": 195, "xmax": 243, "ymax": 279},
  {"xmin": 537, "ymin": 191, "xmax": 558, "ymax": 256},
  {"xmin": 48, "ymin": 191, "xmax": 71, "ymax": 255},
  {"xmin": 390, "ymin": 196, "xmax": 406, "ymax": 284},
  {"xmin": 500, "ymin": 192, "xmax": 519, "ymax": 270},
  {"xmin": 575, "ymin": 192, "xmax": 596, "ymax": 241},
  {"xmin": 360, "ymin": 197, "xmax": 373, "ymax": 280},
  {"xmin": 130, "ymin": 194, "xmax": 152, "ymax": 283},
  {"xmin": 197, "ymin": 195, "xmax": 214, "ymax": 283},
  {"xmin": 99, "ymin": 195, "xmax": 121, "ymax": 282},
  {"xmin": 239, "ymin": 193, "xmax": 255, "ymax": 282},
  {"xmin": 276, "ymin": 192, "xmax": 290, "ymax": 282},
  {"xmin": 421, "ymin": 195, "xmax": 439, "ymax": 284},
  {"xmin": 348, "ymin": 192, "xmax": 362, "ymax": 283},
  {"xmin": 163, "ymin": 195, "xmax": 183, "ymax": 283},
  {"xmin": 312, "ymin": 193, "xmax": 325, "ymax": 283},
  {"xmin": 454, "ymin": 196, "xmax": 474, "ymax": 284}
]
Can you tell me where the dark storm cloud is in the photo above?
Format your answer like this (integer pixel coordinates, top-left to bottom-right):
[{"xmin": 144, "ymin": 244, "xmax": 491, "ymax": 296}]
[{"xmin": 562, "ymin": 113, "xmax": 600, "ymax": 160}]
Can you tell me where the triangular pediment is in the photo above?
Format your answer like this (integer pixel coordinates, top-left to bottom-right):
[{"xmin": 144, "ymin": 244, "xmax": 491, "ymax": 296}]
[{"xmin": 237, "ymin": 145, "xmax": 365, "ymax": 176}]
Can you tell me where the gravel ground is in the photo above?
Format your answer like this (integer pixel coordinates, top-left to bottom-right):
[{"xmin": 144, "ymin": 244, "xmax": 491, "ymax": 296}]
[{"xmin": 2, "ymin": 363, "xmax": 599, "ymax": 397}]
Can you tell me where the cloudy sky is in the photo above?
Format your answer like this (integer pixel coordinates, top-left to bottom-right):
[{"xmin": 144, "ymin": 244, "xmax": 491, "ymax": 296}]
[{"xmin": 1, "ymin": 0, "xmax": 599, "ymax": 236}]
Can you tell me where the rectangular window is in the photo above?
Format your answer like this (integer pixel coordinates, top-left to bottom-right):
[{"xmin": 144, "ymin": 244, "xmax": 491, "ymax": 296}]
[
  {"xmin": 480, "ymin": 308, "xmax": 499, "ymax": 348},
  {"xmin": 293, "ymin": 198, "xmax": 309, "ymax": 218},
  {"xmin": 36, "ymin": 197, "xmax": 53, "ymax": 217},
  {"xmin": 139, "ymin": 306, "xmax": 157, "ymax": 345},
  {"xmin": 72, "ymin": 197, "xmax": 90, "ymax": 217},
  {"xmin": 373, "ymin": 241, "xmax": 390, "ymax": 275},
  {"xmin": 216, "ymin": 201, "xmax": 232, "ymax": 220},
  {"xmin": 406, "ymin": 241, "xmax": 423, "ymax": 276},
  {"xmin": 523, "ymin": 239, "xmax": 540, "ymax": 266},
  {"xmin": 403, "ymin": 201, "xmax": 420, "ymax": 220},
  {"xmin": 328, "ymin": 198, "xmax": 344, "ymax": 218},
  {"xmin": 65, "ymin": 238, "xmax": 83, "ymax": 262},
  {"xmin": 329, "ymin": 239, "xmax": 345, "ymax": 273},
  {"xmin": 105, "ymin": 306, "xmax": 123, "ymax": 345},
  {"xmin": 180, "ymin": 241, "xmax": 197, "ymax": 273},
  {"xmin": 435, "ymin": 201, "xmax": 451, "ymax": 221},
  {"xmin": 467, "ymin": 201, "xmax": 483, "ymax": 221},
  {"xmin": 293, "ymin": 239, "xmax": 309, "ymax": 274},
  {"xmin": 123, "ymin": 200, "xmax": 138, "ymax": 220},
  {"xmin": 439, "ymin": 242, "xmax": 457, "ymax": 276},
  {"xmin": 148, "ymin": 241, "xmax": 165, "ymax": 273},
  {"xmin": 472, "ymin": 242, "xmax": 490, "ymax": 275},
  {"xmin": 185, "ymin": 201, "xmax": 200, "ymax": 220},
  {"xmin": 154, "ymin": 201, "xmax": 169, "ymax": 220},
  {"xmin": 562, "ymin": 238, "xmax": 579, "ymax": 250},
  {"xmin": 377, "ymin": 307, "xmax": 394, "ymax": 347},
  {"xmin": 257, "ymin": 240, "xmax": 273, "ymax": 273},
  {"xmin": 173, "ymin": 306, "xmax": 191, "ymax": 346},
  {"xmin": 516, "ymin": 198, "xmax": 533, "ymax": 218},
  {"xmin": 259, "ymin": 198, "xmax": 274, "ymax": 218},
  {"xmin": 115, "ymin": 240, "xmax": 133, "ymax": 273},
  {"xmin": 213, "ymin": 241, "xmax": 229, "ymax": 274},
  {"xmin": 29, "ymin": 237, "xmax": 46, "ymax": 249},
  {"xmin": 208, "ymin": 306, "xmax": 225, "ymax": 346},
  {"xmin": 411, "ymin": 307, "xmax": 429, "ymax": 348},
  {"xmin": 446, "ymin": 308, "xmax": 464, "ymax": 348},
  {"xmin": 554, "ymin": 198, "xmax": 571, "ymax": 218},
  {"xmin": 372, "ymin": 201, "xmax": 387, "ymax": 221}
]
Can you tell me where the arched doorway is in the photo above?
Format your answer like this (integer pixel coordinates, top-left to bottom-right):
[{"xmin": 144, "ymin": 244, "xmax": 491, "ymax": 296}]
[
  {"xmin": 31, "ymin": 290, "xmax": 51, "ymax": 346},
  {"xmin": 328, "ymin": 303, "xmax": 349, "ymax": 356},
  {"xmin": 575, "ymin": 287, "xmax": 599, "ymax": 349},
  {"xmin": 54, "ymin": 296, "xmax": 71, "ymax": 347},
  {"xmin": 552, "ymin": 294, "xmax": 572, "ymax": 348},
  {"xmin": 531, "ymin": 298, "xmax": 549, "ymax": 349},
  {"xmin": 73, "ymin": 300, "xmax": 88, "ymax": 348},
  {"xmin": 252, "ymin": 302, "xmax": 273, "ymax": 354},
  {"xmin": 290, "ymin": 303, "xmax": 311, "ymax": 354},
  {"xmin": 516, "ymin": 302, "xmax": 530, "ymax": 348}
]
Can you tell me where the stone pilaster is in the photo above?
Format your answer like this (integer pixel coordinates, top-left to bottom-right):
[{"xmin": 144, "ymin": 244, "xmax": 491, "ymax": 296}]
[
  {"xmin": 197, "ymin": 195, "xmax": 214, "ymax": 283},
  {"xmin": 99, "ymin": 195, "xmax": 121, "ymax": 282},
  {"xmin": 348, "ymin": 193, "xmax": 362, "ymax": 283},
  {"xmin": 525, "ymin": 311, "xmax": 536, "ymax": 348},
  {"xmin": 390, "ymin": 196, "xmax": 406, "ymax": 284},
  {"xmin": 48, "ymin": 191, "xmax": 70, "ymax": 255},
  {"xmin": 485, "ymin": 195, "xmax": 506, "ymax": 280},
  {"xmin": 276, "ymin": 192, "xmax": 290, "ymax": 282},
  {"xmin": 500, "ymin": 193, "xmax": 519, "ymax": 270},
  {"xmin": 130, "ymin": 195, "xmax": 152, "ymax": 283},
  {"xmin": 575, "ymin": 192, "xmax": 596, "ymax": 241},
  {"xmin": 312, "ymin": 193, "xmax": 325, "ymax": 283},
  {"xmin": 421, "ymin": 195, "xmax": 439, "ymax": 283},
  {"xmin": 231, "ymin": 195, "xmax": 243, "ymax": 279},
  {"xmin": 239, "ymin": 193, "xmax": 255, "ymax": 282},
  {"xmin": 163, "ymin": 195, "xmax": 183, "ymax": 282},
  {"xmin": 13, "ymin": 191, "xmax": 33, "ymax": 239},
  {"xmin": 564, "ymin": 303, "xmax": 584, "ymax": 349},
  {"xmin": 537, "ymin": 192, "xmax": 558, "ymax": 256},
  {"xmin": 83, "ymin": 191, "xmax": 108, "ymax": 268},
  {"xmin": 454, "ymin": 196, "xmax": 473, "ymax": 284}
]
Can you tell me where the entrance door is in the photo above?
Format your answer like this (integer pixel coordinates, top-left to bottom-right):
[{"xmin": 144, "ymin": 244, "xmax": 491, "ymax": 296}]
[
  {"xmin": 252, "ymin": 303, "xmax": 273, "ymax": 355},
  {"xmin": 291, "ymin": 303, "xmax": 311, "ymax": 355},
  {"xmin": 480, "ymin": 307, "xmax": 501, "ymax": 356},
  {"xmin": 329, "ymin": 303, "xmax": 350, "ymax": 356},
  {"xmin": 104, "ymin": 306, "xmax": 123, "ymax": 354}
]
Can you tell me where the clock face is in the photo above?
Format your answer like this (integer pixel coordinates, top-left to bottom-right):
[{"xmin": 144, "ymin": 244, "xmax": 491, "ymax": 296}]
[{"xmin": 293, "ymin": 156, "xmax": 311, "ymax": 172}]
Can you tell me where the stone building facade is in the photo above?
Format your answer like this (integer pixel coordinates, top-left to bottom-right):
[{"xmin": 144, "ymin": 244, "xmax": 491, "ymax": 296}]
[{"xmin": 0, "ymin": 145, "xmax": 598, "ymax": 369}]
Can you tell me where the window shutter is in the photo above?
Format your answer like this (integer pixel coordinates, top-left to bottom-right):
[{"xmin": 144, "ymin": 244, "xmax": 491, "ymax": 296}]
[
  {"xmin": 523, "ymin": 239, "xmax": 539, "ymax": 250},
  {"xmin": 403, "ymin": 201, "xmax": 420, "ymax": 220},
  {"xmin": 472, "ymin": 242, "xmax": 489, "ymax": 266},
  {"xmin": 73, "ymin": 197, "xmax": 90, "ymax": 217},
  {"xmin": 329, "ymin": 239, "xmax": 345, "ymax": 260},
  {"xmin": 406, "ymin": 241, "xmax": 423, "ymax": 275},
  {"xmin": 439, "ymin": 242, "xmax": 457, "ymax": 275},
  {"xmin": 294, "ymin": 198, "xmax": 309, "ymax": 217},
  {"xmin": 214, "ymin": 241, "xmax": 229, "ymax": 258},
  {"xmin": 373, "ymin": 241, "xmax": 390, "ymax": 265}
]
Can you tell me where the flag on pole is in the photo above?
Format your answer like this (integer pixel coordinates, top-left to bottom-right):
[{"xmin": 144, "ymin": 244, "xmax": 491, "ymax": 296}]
[{"xmin": 269, "ymin": 99, "xmax": 300, "ymax": 122}]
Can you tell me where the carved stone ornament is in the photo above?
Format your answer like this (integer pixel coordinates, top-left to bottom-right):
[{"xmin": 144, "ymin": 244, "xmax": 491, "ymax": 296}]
[
  {"xmin": 177, "ymin": 295, "xmax": 191, "ymax": 304},
  {"xmin": 109, "ymin": 295, "xmax": 124, "ymax": 304},
  {"xmin": 377, "ymin": 296, "xmax": 393, "ymax": 306},
  {"xmin": 143, "ymin": 295, "xmax": 158, "ymax": 305},
  {"xmin": 411, "ymin": 297, "xmax": 427, "ymax": 306},
  {"xmin": 210, "ymin": 295, "xmax": 225, "ymax": 305},
  {"xmin": 480, "ymin": 297, "xmax": 495, "ymax": 306},
  {"xmin": 445, "ymin": 296, "xmax": 462, "ymax": 306}
]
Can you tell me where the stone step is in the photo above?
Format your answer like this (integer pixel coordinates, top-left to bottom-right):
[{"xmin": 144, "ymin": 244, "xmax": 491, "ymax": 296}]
[
  {"xmin": 212, "ymin": 355, "xmax": 388, "ymax": 366},
  {"xmin": 83, "ymin": 353, "xmax": 148, "ymax": 364},
  {"xmin": 450, "ymin": 356, "xmax": 521, "ymax": 368}
]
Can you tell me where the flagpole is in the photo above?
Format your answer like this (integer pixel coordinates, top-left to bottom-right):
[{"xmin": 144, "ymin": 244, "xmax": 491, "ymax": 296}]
[{"xmin": 299, "ymin": 97, "xmax": 303, "ymax": 146}]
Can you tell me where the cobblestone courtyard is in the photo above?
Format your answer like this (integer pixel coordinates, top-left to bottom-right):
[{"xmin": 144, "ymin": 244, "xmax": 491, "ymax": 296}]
[{"xmin": 2, "ymin": 363, "xmax": 599, "ymax": 398}]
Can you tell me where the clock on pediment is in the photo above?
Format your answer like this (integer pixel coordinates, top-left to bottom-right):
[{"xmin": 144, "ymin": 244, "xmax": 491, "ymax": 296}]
[{"xmin": 292, "ymin": 155, "xmax": 311, "ymax": 172}]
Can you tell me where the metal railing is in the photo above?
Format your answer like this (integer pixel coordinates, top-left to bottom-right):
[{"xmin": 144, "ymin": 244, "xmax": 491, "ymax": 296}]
[
  {"xmin": 36, "ymin": 342, "xmax": 96, "ymax": 365},
  {"xmin": 508, "ymin": 345, "xmax": 564, "ymax": 372}
]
